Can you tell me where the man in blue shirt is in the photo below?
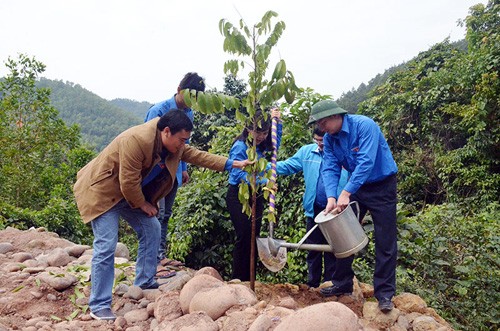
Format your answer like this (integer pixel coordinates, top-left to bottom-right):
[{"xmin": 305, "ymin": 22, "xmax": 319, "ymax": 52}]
[
  {"xmin": 308, "ymin": 100, "xmax": 398, "ymax": 313},
  {"xmin": 275, "ymin": 127, "xmax": 349, "ymax": 288},
  {"xmin": 144, "ymin": 72, "xmax": 205, "ymax": 266}
]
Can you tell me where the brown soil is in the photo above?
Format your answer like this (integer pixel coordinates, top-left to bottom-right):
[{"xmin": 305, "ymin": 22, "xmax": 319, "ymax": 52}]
[{"xmin": 0, "ymin": 228, "xmax": 362, "ymax": 330}]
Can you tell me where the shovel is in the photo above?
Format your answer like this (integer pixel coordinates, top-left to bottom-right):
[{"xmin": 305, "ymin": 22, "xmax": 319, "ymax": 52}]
[{"xmin": 256, "ymin": 115, "xmax": 289, "ymax": 272}]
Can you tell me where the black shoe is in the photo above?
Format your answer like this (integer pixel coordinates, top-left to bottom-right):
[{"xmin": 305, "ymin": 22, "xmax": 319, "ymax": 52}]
[
  {"xmin": 139, "ymin": 281, "xmax": 160, "ymax": 290},
  {"xmin": 378, "ymin": 297, "xmax": 394, "ymax": 313},
  {"xmin": 90, "ymin": 308, "xmax": 116, "ymax": 321},
  {"xmin": 319, "ymin": 285, "xmax": 352, "ymax": 297}
]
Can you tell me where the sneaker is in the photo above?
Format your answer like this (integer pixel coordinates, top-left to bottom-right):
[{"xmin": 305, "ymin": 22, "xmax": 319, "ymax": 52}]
[
  {"xmin": 319, "ymin": 285, "xmax": 352, "ymax": 297},
  {"xmin": 90, "ymin": 308, "xmax": 116, "ymax": 321},
  {"xmin": 139, "ymin": 281, "xmax": 160, "ymax": 290},
  {"xmin": 378, "ymin": 297, "xmax": 394, "ymax": 313}
]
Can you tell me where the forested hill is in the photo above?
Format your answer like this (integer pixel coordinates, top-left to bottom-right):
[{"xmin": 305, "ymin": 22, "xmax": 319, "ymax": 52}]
[
  {"xmin": 35, "ymin": 39, "xmax": 468, "ymax": 151},
  {"xmin": 36, "ymin": 78, "xmax": 149, "ymax": 151},
  {"xmin": 336, "ymin": 39, "xmax": 468, "ymax": 113},
  {"xmin": 109, "ymin": 98, "xmax": 153, "ymax": 120}
]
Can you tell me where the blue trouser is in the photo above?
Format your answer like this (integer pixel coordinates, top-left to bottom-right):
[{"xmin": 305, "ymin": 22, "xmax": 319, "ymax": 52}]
[
  {"xmin": 157, "ymin": 180, "xmax": 178, "ymax": 263},
  {"xmin": 89, "ymin": 199, "xmax": 161, "ymax": 313},
  {"xmin": 331, "ymin": 174, "xmax": 398, "ymax": 300},
  {"xmin": 305, "ymin": 203, "xmax": 337, "ymax": 287}
]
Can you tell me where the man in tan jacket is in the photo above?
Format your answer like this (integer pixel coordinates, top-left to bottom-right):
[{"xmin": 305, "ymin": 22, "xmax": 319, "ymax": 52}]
[{"xmin": 74, "ymin": 110, "xmax": 251, "ymax": 320}]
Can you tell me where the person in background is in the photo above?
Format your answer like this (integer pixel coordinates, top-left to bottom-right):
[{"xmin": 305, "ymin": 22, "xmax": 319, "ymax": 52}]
[
  {"xmin": 144, "ymin": 72, "xmax": 205, "ymax": 268},
  {"xmin": 274, "ymin": 127, "xmax": 349, "ymax": 288},
  {"xmin": 74, "ymin": 110, "xmax": 252, "ymax": 321},
  {"xmin": 308, "ymin": 99, "xmax": 398, "ymax": 313},
  {"xmin": 226, "ymin": 108, "xmax": 282, "ymax": 281}
]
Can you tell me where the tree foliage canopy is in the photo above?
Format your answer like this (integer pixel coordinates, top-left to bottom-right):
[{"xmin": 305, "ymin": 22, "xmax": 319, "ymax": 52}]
[{"xmin": 0, "ymin": 54, "xmax": 94, "ymax": 242}]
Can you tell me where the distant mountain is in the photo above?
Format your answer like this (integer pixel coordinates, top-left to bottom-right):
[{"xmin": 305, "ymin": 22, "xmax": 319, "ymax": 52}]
[
  {"xmin": 336, "ymin": 39, "xmax": 467, "ymax": 113},
  {"xmin": 110, "ymin": 98, "xmax": 153, "ymax": 120},
  {"xmin": 34, "ymin": 39, "xmax": 468, "ymax": 151},
  {"xmin": 37, "ymin": 78, "xmax": 143, "ymax": 151},
  {"xmin": 337, "ymin": 64, "xmax": 405, "ymax": 113}
]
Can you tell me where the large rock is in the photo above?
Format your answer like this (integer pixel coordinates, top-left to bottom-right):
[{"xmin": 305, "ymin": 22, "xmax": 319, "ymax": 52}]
[
  {"xmin": 159, "ymin": 270, "xmax": 193, "ymax": 292},
  {"xmin": 154, "ymin": 291, "xmax": 183, "ymax": 323},
  {"xmin": 0, "ymin": 242, "xmax": 14, "ymax": 254},
  {"xmin": 218, "ymin": 309, "xmax": 259, "ymax": 331},
  {"xmin": 362, "ymin": 301, "xmax": 400, "ymax": 328},
  {"xmin": 195, "ymin": 266, "xmax": 224, "ymax": 281},
  {"xmin": 229, "ymin": 284, "xmax": 258, "ymax": 306},
  {"xmin": 46, "ymin": 248, "xmax": 73, "ymax": 267},
  {"xmin": 123, "ymin": 308, "xmax": 149, "ymax": 323},
  {"xmin": 179, "ymin": 274, "xmax": 224, "ymax": 314},
  {"xmin": 412, "ymin": 315, "xmax": 449, "ymax": 331},
  {"xmin": 11, "ymin": 252, "xmax": 33, "ymax": 262},
  {"xmin": 274, "ymin": 302, "xmax": 360, "ymax": 331},
  {"xmin": 189, "ymin": 285, "xmax": 239, "ymax": 320},
  {"xmin": 153, "ymin": 311, "xmax": 218, "ymax": 331},
  {"xmin": 37, "ymin": 271, "xmax": 78, "ymax": 291},
  {"xmin": 64, "ymin": 244, "xmax": 91, "ymax": 258},
  {"xmin": 115, "ymin": 242, "xmax": 130, "ymax": 259},
  {"xmin": 248, "ymin": 314, "xmax": 273, "ymax": 331},
  {"xmin": 393, "ymin": 292, "xmax": 427, "ymax": 313}
]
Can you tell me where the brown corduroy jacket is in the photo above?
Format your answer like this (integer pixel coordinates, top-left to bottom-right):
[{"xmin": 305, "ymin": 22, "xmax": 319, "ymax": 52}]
[{"xmin": 73, "ymin": 118, "xmax": 228, "ymax": 223}]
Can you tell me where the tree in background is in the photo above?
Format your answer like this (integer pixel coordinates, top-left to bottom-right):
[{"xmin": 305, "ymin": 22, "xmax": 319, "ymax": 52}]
[
  {"xmin": 360, "ymin": 1, "xmax": 499, "ymax": 207},
  {"xmin": 190, "ymin": 74, "xmax": 247, "ymax": 151},
  {"xmin": 0, "ymin": 54, "xmax": 94, "ymax": 243},
  {"xmin": 359, "ymin": 2, "xmax": 499, "ymax": 329}
]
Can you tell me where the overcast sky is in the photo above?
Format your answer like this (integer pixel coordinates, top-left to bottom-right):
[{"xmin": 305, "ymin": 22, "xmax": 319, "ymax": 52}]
[{"xmin": 0, "ymin": 0, "xmax": 486, "ymax": 103}]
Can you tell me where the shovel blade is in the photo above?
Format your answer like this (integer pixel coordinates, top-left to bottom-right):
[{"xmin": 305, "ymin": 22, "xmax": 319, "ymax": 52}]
[{"xmin": 256, "ymin": 237, "xmax": 287, "ymax": 272}]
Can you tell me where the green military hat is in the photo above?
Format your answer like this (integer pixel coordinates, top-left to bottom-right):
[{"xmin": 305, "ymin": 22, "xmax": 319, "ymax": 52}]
[{"xmin": 308, "ymin": 100, "xmax": 348, "ymax": 125}]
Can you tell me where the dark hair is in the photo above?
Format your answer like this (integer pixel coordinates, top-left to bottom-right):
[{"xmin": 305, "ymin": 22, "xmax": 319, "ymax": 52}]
[
  {"xmin": 179, "ymin": 72, "xmax": 205, "ymax": 92},
  {"xmin": 157, "ymin": 110, "xmax": 193, "ymax": 134},
  {"xmin": 235, "ymin": 109, "xmax": 273, "ymax": 151},
  {"xmin": 313, "ymin": 126, "xmax": 325, "ymax": 137}
]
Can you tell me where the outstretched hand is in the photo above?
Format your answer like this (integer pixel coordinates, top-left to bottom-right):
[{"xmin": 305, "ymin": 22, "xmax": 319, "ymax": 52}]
[{"xmin": 232, "ymin": 159, "xmax": 254, "ymax": 169}]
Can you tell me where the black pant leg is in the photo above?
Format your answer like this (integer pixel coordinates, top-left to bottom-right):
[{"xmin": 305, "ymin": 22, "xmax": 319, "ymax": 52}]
[
  {"xmin": 305, "ymin": 217, "xmax": 323, "ymax": 287},
  {"xmin": 226, "ymin": 184, "xmax": 263, "ymax": 281},
  {"xmin": 352, "ymin": 175, "xmax": 398, "ymax": 299}
]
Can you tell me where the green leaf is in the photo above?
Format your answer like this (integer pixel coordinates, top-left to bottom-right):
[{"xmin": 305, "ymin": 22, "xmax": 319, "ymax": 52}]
[
  {"xmin": 212, "ymin": 94, "xmax": 223, "ymax": 113},
  {"xmin": 432, "ymin": 259, "xmax": 451, "ymax": 266},
  {"xmin": 74, "ymin": 287, "xmax": 85, "ymax": 299},
  {"xmin": 197, "ymin": 93, "xmax": 208, "ymax": 113},
  {"xmin": 182, "ymin": 89, "xmax": 192, "ymax": 108},
  {"xmin": 12, "ymin": 285, "xmax": 24, "ymax": 292},
  {"xmin": 454, "ymin": 265, "xmax": 469, "ymax": 273},
  {"xmin": 258, "ymin": 158, "xmax": 268, "ymax": 172}
]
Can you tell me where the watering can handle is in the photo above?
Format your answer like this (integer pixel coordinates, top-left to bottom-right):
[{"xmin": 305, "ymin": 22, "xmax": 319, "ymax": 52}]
[{"xmin": 349, "ymin": 201, "xmax": 360, "ymax": 222}]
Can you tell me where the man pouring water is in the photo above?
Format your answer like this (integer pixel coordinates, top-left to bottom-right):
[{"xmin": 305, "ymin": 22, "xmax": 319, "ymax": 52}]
[{"xmin": 308, "ymin": 100, "xmax": 398, "ymax": 313}]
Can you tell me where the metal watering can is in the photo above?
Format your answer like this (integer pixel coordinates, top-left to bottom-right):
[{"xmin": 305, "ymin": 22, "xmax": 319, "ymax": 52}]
[{"xmin": 257, "ymin": 201, "xmax": 369, "ymax": 272}]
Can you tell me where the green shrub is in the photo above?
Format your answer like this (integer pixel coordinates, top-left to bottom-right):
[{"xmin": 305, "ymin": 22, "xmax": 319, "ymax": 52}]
[{"xmin": 398, "ymin": 202, "xmax": 499, "ymax": 330}]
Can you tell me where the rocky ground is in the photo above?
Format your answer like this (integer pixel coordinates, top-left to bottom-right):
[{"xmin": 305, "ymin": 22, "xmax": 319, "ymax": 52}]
[{"xmin": 0, "ymin": 227, "xmax": 454, "ymax": 330}]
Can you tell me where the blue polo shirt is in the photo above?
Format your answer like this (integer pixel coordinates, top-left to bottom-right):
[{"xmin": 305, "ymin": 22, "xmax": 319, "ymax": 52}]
[
  {"xmin": 275, "ymin": 143, "xmax": 348, "ymax": 218},
  {"xmin": 228, "ymin": 122, "xmax": 283, "ymax": 185},
  {"xmin": 144, "ymin": 95, "xmax": 193, "ymax": 186},
  {"xmin": 323, "ymin": 114, "xmax": 397, "ymax": 198}
]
